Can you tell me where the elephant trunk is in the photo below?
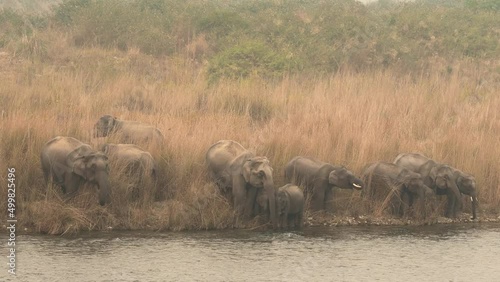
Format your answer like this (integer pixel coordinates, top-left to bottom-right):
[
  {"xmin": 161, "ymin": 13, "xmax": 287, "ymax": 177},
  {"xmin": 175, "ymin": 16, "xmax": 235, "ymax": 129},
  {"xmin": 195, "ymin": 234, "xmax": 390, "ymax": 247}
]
[
  {"xmin": 450, "ymin": 182, "xmax": 463, "ymax": 213},
  {"xmin": 264, "ymin": 179, "xmax": 277, "ymax": 228},
  {"xmin": 96, "ymin": 171, "xmax": 111, "ymax": 206}
]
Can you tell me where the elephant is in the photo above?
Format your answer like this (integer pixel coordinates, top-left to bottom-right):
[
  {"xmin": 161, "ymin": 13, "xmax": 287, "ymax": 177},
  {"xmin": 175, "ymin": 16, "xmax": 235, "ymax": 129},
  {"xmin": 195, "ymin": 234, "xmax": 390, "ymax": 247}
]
[
  {"xmin": 394, "ymin": 153, "xmax": 462, "ymax": 218},
  {"xmin": 101, "ymin": 143, "xmax": 157, "ymax": 179},
  {"xmin": 40, "ymin": 136, "xmax": 111, "ymax": 206},
  {"xmin": 94, "ymin": 115, "xmax": 164, "ymax": 148},
  {"xmin": 452, "ymin": 168, "xmax": 478, "ymax": 219},
  {"xmin": 206, "ymin": 140, "xmax": 277, "ymax": 227},
  {"xmin": 284, "ymin": 156, "xmax": 363, "ymax": 212},
  {"xmin": 101, "ymin": 144, "xmax": 157, "ymax": 198},
  {"xmin": 276, "ymin": 184, "xmax": 304, "ymax": 229},
  {"xmin": 361, "ymin": 162, "xmax": 434, "ymax": 218}
]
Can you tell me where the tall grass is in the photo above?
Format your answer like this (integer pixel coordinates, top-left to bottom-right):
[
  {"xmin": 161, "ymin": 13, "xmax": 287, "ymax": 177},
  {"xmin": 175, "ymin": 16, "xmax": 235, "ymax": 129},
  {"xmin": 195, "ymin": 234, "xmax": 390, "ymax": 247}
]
[{"xmin": 0, "ymin": 46, "xmax": 498, "ymax": 234}]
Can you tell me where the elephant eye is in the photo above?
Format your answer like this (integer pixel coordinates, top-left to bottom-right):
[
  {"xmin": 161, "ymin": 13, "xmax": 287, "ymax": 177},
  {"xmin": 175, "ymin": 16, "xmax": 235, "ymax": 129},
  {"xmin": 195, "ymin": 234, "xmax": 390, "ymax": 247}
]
[{"xmin": 258, "ymin": 171, "xmax": 265, "ymax": 177}]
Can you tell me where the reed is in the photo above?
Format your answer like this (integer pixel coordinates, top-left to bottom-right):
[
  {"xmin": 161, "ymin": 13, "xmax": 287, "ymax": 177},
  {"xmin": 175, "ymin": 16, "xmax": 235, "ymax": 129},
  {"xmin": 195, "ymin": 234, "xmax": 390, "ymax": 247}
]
[{"xmin": 0, "ymin": 48, "xmax": 498, "ymax": 234}]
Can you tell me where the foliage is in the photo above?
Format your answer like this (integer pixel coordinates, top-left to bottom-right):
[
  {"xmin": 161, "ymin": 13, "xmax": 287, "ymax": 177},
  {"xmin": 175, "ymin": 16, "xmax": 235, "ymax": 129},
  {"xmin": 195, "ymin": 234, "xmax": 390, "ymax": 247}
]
[
  {"xmin": 207, "ymin": 41, "xmax": 290, "ymax": 83},
  {"xmin": 1, "ymin": 0, "xmax": 499, "ymax": 80}
]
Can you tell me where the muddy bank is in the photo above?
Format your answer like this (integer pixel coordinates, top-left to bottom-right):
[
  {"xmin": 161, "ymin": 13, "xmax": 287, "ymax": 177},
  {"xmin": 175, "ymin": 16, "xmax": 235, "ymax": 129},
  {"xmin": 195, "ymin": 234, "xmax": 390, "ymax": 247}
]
[
  {"xmin": 6, "ymin": 212, "xmax": 499, "ymax": 236},
  {"xmin": 303, "ymin": 213, "xmax": 500, "ymax": 228}
]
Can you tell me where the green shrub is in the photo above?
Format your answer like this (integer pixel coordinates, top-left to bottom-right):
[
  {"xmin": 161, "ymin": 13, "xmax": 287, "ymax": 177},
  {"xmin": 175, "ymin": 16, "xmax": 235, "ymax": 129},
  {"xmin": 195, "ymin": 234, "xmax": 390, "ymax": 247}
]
[{"xmin": 207, "ymin": 41, "xmax": 290, "ymax": 83}]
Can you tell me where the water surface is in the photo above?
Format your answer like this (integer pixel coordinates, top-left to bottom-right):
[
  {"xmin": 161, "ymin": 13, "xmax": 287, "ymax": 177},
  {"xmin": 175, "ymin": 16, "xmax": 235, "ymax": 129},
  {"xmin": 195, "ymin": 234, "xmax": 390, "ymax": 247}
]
[{"xmin": 2, "ymin": 224, "xmax": 500, "ymax": 281}]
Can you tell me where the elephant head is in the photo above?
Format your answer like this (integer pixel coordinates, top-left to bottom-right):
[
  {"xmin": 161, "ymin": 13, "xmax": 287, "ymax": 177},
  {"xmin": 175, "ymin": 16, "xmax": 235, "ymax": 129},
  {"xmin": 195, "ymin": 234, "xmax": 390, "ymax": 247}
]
[
  {"xmin": 94, "ymin": 115, "xmax": 117, "ymax": 138},
  {"xmin": 242, "ymin": 156, "xmax": 277, "ymax": 227},
  {"xmin": 428, "ymin": 164, "xmax": 462, "ymax": 217},
  {"xmin": 328, "ymin": 167, "xmax": 364, "ymax": 190},
  {"xmin": 455, "ymin": 170, "xmax": 478, "ymax": 219},
  {"xmin": 399, "ymin": 170, "xmax": 433, "ymax": 215},
  {"xmin": 68, "ymin": 149, "xmax": 111, "ymax": 206},
  {"xmin": 276, "ymin": 189, "xmax": 291, "ymax": 228}
]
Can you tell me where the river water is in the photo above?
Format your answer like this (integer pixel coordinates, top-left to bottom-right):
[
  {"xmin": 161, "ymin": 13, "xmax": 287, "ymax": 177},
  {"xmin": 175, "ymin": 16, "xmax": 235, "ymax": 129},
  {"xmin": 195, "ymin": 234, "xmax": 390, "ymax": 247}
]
[{"xmin": 2, "ymin": 223, "xmax": 500, "ymax": 281}]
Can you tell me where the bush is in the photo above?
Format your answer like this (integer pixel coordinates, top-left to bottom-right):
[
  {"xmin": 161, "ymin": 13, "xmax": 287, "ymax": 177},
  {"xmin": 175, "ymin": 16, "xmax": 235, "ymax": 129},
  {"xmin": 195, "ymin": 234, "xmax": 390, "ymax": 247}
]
[{"xmin": 207, "ymin": 41, "xmax": 290, "ymax": 83}]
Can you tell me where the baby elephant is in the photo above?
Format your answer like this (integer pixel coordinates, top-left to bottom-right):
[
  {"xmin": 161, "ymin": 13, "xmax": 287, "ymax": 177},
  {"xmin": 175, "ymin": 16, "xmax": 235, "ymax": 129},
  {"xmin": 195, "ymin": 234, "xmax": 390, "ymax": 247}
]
[{"xmin": 276, "ymin": 184, "xmax": 305, "ymax": 229}]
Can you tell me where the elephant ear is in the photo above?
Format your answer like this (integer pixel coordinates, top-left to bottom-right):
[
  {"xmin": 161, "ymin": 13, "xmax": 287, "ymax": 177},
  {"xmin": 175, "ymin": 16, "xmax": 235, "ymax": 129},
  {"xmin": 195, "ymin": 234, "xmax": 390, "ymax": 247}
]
[
  {"xmin": 242, "ymin": 159, "xmax": 253, "ymax": 183},
  {"xmin": 398, "ymin": 169, "xmax": 414, "ymax": 190},
  {"xmin": 72, "ymin": 155, "xmax": 88, "ymax": 179},
  {"xmin": 101, "ymin": 144, "xmax": 110, "ymax": 154},
  {"xmin": 67, "ymin": 146, "xmax": 93, "ymax": 179},
  {"xmin": 102, "ymin": 115, "xmax": 116, "ymax": 126},
  {"xmin": 101, "ymin": 143, "xmax": 118, "ymax": 156},
  {"xmin": 328, "ymin": 169, "xmax": 340, "ymax": 185},
  {"xmin": 100, "ymin": 115, "xmax": 117, "ymax": 132},
  {"xmin": 431, "ymin": 166, "xmax": 448, "ymax": 189}
]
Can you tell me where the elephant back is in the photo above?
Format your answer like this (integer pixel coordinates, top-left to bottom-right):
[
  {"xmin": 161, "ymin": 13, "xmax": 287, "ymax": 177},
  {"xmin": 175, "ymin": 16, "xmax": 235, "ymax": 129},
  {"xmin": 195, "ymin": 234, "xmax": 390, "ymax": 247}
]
[
  {"xmin": 394, "ymin": 153, "xmax": 431, "ymax": 173},
  {"xmin": 284, "ymin": 156, "xmax": 325, "ymax": 186}
]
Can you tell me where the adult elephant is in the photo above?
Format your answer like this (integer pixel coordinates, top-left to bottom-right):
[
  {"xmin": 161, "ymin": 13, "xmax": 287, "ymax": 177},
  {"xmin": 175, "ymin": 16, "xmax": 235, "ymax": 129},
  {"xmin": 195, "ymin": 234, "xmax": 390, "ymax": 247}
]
[
  {"xmin": 361, "ymin": 162, "xmax": 434, "ymax": 218},
  {"xmin": 94, "ymin": 115, "xmax": 164, "ymax": 148},
  {"xmin": 40, "ymin": 136, "xmax": 111, "ymax": 206},
  {"xmin": 394, "ymin": 153, "xmax": 462, "ymax": 218},
  {"xmin": 276, "ymin": 184, "xmax": 304, "ymax": 229},
  {"xmin": 101, "ymin": 143, "xmax": 157, "ymax": 202},
  {"xmin": 101, "ymin": 143, "xmax": 157, "ymax": 180},
  {"xmin": 206, "ymin": 140, "xmax": 277, "ymax": 227},
  {"xmin": 284, "ymin": 156, "xmax": 363, "ymax": 212}
]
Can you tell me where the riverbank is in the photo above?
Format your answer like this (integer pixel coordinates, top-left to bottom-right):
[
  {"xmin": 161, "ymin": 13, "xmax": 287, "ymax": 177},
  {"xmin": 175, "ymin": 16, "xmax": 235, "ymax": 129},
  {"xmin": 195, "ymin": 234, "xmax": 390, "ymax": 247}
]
[{"xmin": 4, "ymin": 206, "xmax": 500, "ymax": 236}]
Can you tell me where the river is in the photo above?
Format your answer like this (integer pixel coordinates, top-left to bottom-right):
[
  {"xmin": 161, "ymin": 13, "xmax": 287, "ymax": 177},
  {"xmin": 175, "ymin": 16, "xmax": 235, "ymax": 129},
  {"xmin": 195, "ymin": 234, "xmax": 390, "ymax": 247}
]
[{"xmin": 2, "ymin": 223, "xmax": 500, "ymax": 281}]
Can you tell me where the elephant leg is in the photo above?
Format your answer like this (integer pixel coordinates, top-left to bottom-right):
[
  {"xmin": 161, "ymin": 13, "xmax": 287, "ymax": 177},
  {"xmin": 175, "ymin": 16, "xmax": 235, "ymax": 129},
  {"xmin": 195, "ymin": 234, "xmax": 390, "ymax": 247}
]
[
  {"xmin": 296, "ymin": 212, "xmax": 304, "ymax": 228},
  {"xmin": 400, "ymin": 192, "xmax": 410, "ymax": 217},
  {"xmin": 63, "ymin": 173, "xmax": 81, "ymax": 195},
  {"xmin": 280, "ymin": 214, "xmax": 287, "ymax": 228},
  {"xmin": 445, "ymin": 192, "xmax": 457, "ymax": 218},
  {"xmin": 310, "ymin": 185, "xmax": 326, "ymax": 212},
  {"xmin": 233, "ymin": 179, "xmax": 247, "ymax": 216},
  {"xmin": 253, "ymin": 199, "xmax": 260, "ymax": 217},
  {"xmin": 324, "ymin": 187, "xmax": 334, "ymax": 213}
]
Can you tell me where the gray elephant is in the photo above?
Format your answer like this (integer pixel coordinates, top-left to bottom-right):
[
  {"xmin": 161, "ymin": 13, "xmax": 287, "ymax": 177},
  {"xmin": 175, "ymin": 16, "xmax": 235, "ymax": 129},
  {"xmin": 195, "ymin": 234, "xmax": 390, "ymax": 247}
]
[
  {"xmin": 394, "ymin": 153, "xmax": 463, "ymax": 218},
  {"xmin": 284, "ymin": 156, "xmax": 363, "ymax": 212},
  {"xmin": 40, "ymin": 136, "xmax": 111, "ymax": 206},
  {"xmin": 206, "ymin": 140, "xmax": 277, "ymax": 227},
  {"xmin": 361, "ymin": 162, "xmax": 434, "ymax": 218},
  {"xmin": 94, "ymin": 115, "xmax": 164, "ymax": 148},
  {"xmin": 453, "ymin": 168, "xmax": 478, "ymax": 219},
  {"xmin": 101, "ymin": 143, "xmax": 157, "ymax": 201},
  {"xmin": 101, "ymin": 143, "xmax": 157, "ymax": 179},
  {"xmin": 276, "ymin": 184, "xmax": 304, "ymax": 228}
]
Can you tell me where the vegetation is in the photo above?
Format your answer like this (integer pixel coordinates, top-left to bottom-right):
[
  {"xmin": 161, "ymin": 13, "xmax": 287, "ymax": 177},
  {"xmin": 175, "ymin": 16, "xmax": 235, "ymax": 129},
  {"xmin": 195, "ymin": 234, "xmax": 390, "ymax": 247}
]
[{"xmin": 0, "ymin": 0, "xmax": 499, "ymax": 234}]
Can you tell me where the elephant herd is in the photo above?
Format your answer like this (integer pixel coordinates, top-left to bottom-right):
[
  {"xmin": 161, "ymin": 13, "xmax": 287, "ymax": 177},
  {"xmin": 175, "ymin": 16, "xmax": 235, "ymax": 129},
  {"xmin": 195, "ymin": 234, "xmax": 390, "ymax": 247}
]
[
  {"xmin": 40, "ymin": 116, "xmax": 478, "ymax": 230},
  {"xmin": 40, "ymin": 115, "xmax": 161, "ymax": 206},
  {"xmin": 205, "ymin": 140, "xmax": 478, "ymax": 228}
]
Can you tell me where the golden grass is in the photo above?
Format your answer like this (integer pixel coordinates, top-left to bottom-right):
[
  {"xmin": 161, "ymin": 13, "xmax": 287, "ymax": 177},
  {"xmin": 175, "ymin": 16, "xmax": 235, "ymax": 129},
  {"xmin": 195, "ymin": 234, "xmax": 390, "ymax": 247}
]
[{"xmin": 0, "ymin": 48, "xmax": 499, "ymax": 234}]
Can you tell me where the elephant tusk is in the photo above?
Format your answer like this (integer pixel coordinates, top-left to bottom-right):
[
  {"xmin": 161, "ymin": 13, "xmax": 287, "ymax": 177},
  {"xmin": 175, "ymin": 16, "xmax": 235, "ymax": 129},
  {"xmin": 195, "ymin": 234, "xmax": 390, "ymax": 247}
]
[
  {"xmin": 470, "ymin": 196, "xmax": 473, "ymax": 202},
  {"xmin": 353, "ymin": 183, "xmax": 362, "ymax": 188}
]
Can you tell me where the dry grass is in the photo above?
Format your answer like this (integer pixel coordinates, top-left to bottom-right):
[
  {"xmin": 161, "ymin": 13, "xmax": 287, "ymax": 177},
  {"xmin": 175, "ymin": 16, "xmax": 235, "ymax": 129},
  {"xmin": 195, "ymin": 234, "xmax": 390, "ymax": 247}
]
[{"xmin": 0, "ymin": 47, "xmax": 499, "ymax": 234}]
